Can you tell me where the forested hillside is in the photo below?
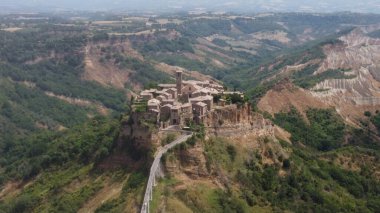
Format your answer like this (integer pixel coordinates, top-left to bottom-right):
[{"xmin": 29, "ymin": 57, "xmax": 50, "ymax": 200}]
[
  {"xmin": 0, "ymin": 19, "xmax": 128, "ymax": 143},
  {"xmin": 0, "ymin": 116, "xmax": 149, "ymax": 213}
]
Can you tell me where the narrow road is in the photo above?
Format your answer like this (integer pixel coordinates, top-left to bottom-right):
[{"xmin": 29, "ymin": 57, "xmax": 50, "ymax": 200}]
[{"xmin": 140, "ymin": 131, "xmax": 193, "ymax": 213}]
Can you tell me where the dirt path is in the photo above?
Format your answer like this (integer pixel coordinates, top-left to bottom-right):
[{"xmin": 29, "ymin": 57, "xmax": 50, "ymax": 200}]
[
  {"xmin": 0, "ymin": 181, "xmax": 25, "ymax": 200},
  {"xmin": 78, "ymin": 180, "xmax": 125, "ymax": 213}
]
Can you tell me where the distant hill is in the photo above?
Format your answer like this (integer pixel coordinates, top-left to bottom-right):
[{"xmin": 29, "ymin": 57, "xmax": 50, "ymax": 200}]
[{"xmin": 1, "ymin": 0, "xmax": 380, "ymax": 13}]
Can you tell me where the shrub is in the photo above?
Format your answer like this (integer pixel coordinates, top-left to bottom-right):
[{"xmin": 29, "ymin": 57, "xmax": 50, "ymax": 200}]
[
  {"xmin": 161, "ymin": 133, "xmax": 177, "ymax": 145},
  {"xmin": 10, "ymin": 195, "xmax": 38, "ymax": 213},
  {"xmin": 364, "ymin": 111, "xmax": 372, "ymax": 117},
  {"xmin": 371, "ymin": 113, "xmax": 380, "ymax": 131},
  {"xmin": 367, "ymin": 197, "xmax": 380, "ymax": 212},
  {"xmin": 282, "ymin": 159, "xmax": 291, "ymax": 169},
  {"xmin": 227, "ymin": 145, "xmax": 237, "ymax": 161},
  {"xmin": 218, "ymin": 191, "xmax": 248, "ymax": 213},
  {"xmin": 124, "ymin": 172, "xmax": 146, "ymax": 191},
  {"xmin": 186, "ymin": 135, "xmax": 197, "ymax": 146}
]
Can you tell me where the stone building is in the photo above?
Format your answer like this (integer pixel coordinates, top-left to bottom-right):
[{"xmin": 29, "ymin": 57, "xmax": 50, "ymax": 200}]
[
  {"xmin": 147, "ymin": 99, "xmax": 160, "ymax": 111},
  {"xmin": 193, "ymin": 102, "xmax": 208, "ymax": 124},
  {"xmin": 138, "ymin": 70, "xmax": 243, "ymax": 127}
]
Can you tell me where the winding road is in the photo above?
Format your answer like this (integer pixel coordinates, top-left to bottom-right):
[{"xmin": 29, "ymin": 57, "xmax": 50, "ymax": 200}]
[{"xmin": 140, "ymin": 130, "xmax": 193, "ymax": 213}]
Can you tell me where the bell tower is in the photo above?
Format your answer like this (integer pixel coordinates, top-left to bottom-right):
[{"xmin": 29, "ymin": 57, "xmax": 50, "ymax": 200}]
[{"xmin": 176, "ymin": 70, "xmax": 183, "ymax": 95}]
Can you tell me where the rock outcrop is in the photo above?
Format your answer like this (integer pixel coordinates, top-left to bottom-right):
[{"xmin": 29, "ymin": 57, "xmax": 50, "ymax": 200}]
[
  {"xmin": 165, "ymin": 145, "xmax": 210, "ymax": 179},
  {"xmin": 98, "ymin": 112, "xmax": 159, "ymax": 170}
]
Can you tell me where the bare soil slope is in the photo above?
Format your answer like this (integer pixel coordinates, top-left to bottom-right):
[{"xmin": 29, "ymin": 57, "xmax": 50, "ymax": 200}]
[
  {"xmin": 258, "ymin": 80, "xmax": 329, "ymax": 119},
  {"xmin": 83, "ymin": 40, "xmax": 142, "ymax": 89}
]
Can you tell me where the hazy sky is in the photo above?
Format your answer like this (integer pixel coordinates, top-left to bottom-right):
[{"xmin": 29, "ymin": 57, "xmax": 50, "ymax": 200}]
[{"xmin": 1, "ymin": 0, "xmax": 380, "ymax": 13}]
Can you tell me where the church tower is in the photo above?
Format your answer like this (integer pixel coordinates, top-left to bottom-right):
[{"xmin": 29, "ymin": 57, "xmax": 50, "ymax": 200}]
[{"xmin": 176, "ymin": 70, "xmax": 183, "ymax": 95}]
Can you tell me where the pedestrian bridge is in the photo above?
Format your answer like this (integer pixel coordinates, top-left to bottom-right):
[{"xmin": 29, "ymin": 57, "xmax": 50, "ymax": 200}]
[{"xmin": 140, "ymin": 128, "xmax": 193, "ymax": 213}]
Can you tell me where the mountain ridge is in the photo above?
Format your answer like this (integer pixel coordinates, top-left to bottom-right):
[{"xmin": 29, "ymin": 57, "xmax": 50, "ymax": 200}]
[{"xmin": 1, "ymin": 0, "xmax": 380, "ymax": 14}]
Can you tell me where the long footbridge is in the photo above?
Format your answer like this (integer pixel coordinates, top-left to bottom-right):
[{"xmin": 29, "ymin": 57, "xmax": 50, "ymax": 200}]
[{"xmin": 140, "ymin": 129, "xmax": 193, "ymax": 213}]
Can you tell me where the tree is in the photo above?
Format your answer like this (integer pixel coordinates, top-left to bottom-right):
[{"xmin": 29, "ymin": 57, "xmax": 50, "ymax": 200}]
[
  {"xmin": 227, "ymin": 145, "xmax": 237, "ymax": 161},
  {"xmin": 364, "ymin": 111, "xmax": 372, "ymax": 117},
  {"xmin": 283, "ymin": 159, "xmax": 291, "ymax": 169}
]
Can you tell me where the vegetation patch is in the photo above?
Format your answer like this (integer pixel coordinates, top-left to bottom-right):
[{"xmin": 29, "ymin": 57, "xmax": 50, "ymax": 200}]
[
  {"xmin": 0, "ymin": 116, "xmax": 121, "ymax": 182},
  {"xmin": 142, "ymin": 38, "xmax": 194, "ymax": 53},
  {"xmin": 371, "ymin": 112, "xmax": 380, "ymax": 132},
  {"xmin": 274, "ymin": 108, "xmax": 345, "ymax": 151},
  {"xmin": 294, "ymin": 68, "xmax": 356, "ymax": 89},
  {"xmin": 117, "ymin": 57, "xmax": 171, "ymax": 87}
]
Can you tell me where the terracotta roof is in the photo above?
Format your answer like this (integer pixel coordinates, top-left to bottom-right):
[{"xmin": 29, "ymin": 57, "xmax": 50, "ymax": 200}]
[
  {"xmin": 183, "ymin": 80, "xmax": 207, "ymax": 85},
  {"xmin": 181, "ymin": 103, "xmax": 192, "ymax": 108},
  {"xmin": 148, "ymin": 99, "xmax": 160, "ymax": 106},
  {"xmin": 162, "ymin": 104, "xmax": 173, "ymax": 109},
  {"xmin": 195, "ymin": 102, "xmax": 207, "ymax": 107},
  {"xmin": 162, "ymin": 99, "xmax": 174, "ymax": 102},
  {"xmin": 162, "ymin": 92, "xmax": 171, "ymax": 97},
  {"xmin": 140, "ymin": 91, "xmax": 153, "ymax": 95},
  {"xmin": 190, "ymin": 95, "xmax": 213, "ymax": 103},
  {"xmin": 203, "ymin": 95, "xmax": 213, "ymax": 100},
  {"xmin": 183, "ymin": 82, "xmax": 203, "ymax": 90},
  {"xmin": 171, "ymin": 105, "xmax": 181, "ymax": 110},
  {"xmin": 193, "ymin": 88, "xmax": 219, "ymax": 95},
  {"xmin": 158, "ymin": 84, "xmax": 176, "ymax": 88},
  {"xmin": 157, "ymin": 95, "xmax": 167, "ymax": 100},
  {"xmin": 223, "ymin": 91, "xmax": 243, "ymax": 95}
]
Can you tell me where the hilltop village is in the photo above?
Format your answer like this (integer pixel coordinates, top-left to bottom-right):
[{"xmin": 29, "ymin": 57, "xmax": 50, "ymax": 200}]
[{"xmin": 135, "ymin": 71, "xmax": 244, "ymax": 127}]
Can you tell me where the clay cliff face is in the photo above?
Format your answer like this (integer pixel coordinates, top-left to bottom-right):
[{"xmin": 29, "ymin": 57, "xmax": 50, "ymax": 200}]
[
  {"xmin": 311, "ymin": 27, "xmax": 380, "ymax": 124},
  {"xmin": 316, "ymin": 29, "xmax": 380, "ymax": 74}
]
